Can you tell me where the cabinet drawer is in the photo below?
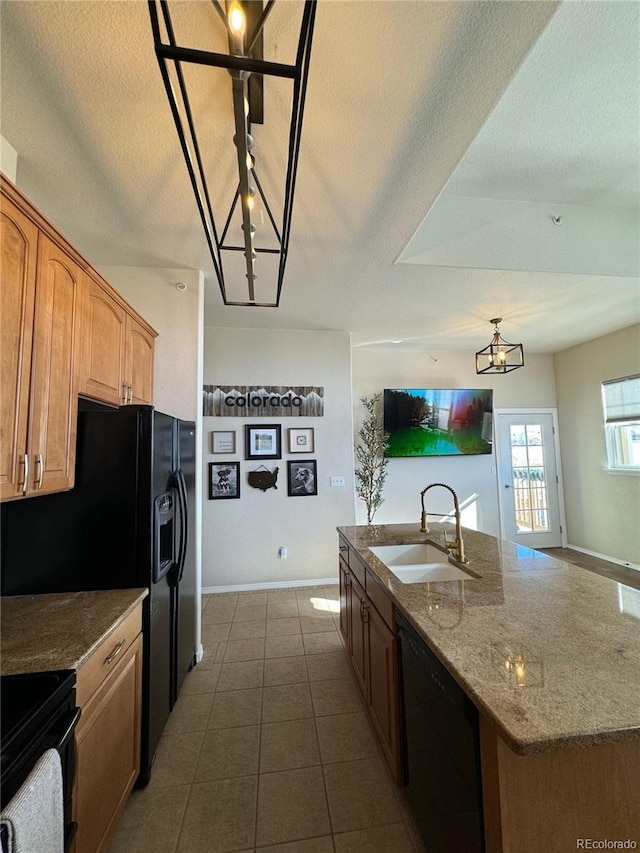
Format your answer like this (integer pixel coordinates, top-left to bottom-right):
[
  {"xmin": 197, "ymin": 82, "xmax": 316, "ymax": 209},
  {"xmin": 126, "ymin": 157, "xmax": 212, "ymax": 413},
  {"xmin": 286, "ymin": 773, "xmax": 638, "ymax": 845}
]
[
  {"xmin": 76, "ymin": 604, "xmax": 142, "ymax": 707},
  {"xmin": 338, "ymin": 536, "xmax": 349, "ymax": 567},
  {"xmin": 365, "ymin": 569, "xmax": 395, "ymax": 632}
]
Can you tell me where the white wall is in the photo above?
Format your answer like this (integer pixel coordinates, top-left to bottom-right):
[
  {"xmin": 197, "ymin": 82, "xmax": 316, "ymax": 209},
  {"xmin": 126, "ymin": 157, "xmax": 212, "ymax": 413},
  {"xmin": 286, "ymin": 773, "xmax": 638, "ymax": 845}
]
[
  {"xmin": 100, "ymin": 266, "xmax": 202, "ymax": 422},
  {"xmin": 202, "ymin": 327, "xmax": 354, "ymax": 590},
  {"xmin": 553, "ymin": 324, "xmax": 640, "ymax": 565},
  {"xmin": 352, "ymin": 348, "xmax": 557, "ymax": 536}
]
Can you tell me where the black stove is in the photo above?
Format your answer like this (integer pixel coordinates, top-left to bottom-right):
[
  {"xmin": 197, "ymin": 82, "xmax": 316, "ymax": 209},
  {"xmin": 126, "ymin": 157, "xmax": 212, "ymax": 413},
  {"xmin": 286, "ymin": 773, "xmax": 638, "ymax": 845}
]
[{"xmin": 1, "ymin": 670, "xmax": 80, "ymax": 852}]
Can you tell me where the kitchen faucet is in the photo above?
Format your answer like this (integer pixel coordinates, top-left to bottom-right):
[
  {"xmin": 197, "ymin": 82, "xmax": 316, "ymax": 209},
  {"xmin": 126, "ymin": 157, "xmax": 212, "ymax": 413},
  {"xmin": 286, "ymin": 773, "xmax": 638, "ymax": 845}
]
[{"xmin": 420, "ymin": 482, "xmax": 468, "ymax": 564}]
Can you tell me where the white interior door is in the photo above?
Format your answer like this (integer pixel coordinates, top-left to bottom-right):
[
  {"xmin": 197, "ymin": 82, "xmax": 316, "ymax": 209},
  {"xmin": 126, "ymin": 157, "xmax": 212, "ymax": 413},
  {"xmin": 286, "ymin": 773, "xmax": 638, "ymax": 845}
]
[{"xmin": 496, "ymin": 411, "xmax": 564, "ymax": 548}]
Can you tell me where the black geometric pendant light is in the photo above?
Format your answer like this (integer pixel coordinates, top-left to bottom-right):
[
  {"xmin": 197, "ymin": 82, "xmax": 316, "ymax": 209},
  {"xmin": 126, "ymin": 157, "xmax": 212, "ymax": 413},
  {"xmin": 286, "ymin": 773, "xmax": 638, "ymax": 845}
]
[
  {"xmin": 475, "ymin": 318, "xmax": 525, "ymax": 374},
  {"xmin": 148, "ymin": 0, "xmax": 316, "ymax": 307}
]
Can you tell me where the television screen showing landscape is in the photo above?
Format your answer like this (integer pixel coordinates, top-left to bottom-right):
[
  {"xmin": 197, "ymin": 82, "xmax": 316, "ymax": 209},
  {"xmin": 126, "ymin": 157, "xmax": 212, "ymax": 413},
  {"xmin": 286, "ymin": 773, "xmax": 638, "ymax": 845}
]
[{"xmin": 383, "ymin": 388, "xmax": 493, "ymax": 457}]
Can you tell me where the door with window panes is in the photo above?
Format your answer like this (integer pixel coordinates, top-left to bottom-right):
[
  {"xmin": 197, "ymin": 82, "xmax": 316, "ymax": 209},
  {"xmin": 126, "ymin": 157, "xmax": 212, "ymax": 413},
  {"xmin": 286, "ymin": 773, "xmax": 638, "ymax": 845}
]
[{"xmin": 496, "ymin": 412, "xmax": 563, "ymax": 548}]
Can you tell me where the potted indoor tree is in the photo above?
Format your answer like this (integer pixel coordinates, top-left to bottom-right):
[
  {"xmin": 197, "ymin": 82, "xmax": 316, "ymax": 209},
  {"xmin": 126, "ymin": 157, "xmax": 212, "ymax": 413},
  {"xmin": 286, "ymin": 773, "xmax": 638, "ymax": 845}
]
[{"xmin": 354, "ymin": 393, "xmax": 390, "ymax": 524}]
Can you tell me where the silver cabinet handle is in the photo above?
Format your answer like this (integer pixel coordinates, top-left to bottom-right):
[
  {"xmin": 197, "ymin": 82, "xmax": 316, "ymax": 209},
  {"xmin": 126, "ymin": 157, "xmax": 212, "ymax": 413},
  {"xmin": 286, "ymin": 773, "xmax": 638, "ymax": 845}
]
[
  {"xmin": 20, "ymin": 453, "xmax": 29, "ymax": 494},
  {"xmin": 122, "ymin": 382, "xmax": 128, "ymax": 405},
  {"xmin": 36, "ymin": 454, "xmax": 44, "ymax": 489},
  {"xmin": 128, "ymin": 384, "xmax": 133, "ymax": 404},
  {"xmin": 104, "ymin": 639, "xmax": 126, "ymax": 665}
]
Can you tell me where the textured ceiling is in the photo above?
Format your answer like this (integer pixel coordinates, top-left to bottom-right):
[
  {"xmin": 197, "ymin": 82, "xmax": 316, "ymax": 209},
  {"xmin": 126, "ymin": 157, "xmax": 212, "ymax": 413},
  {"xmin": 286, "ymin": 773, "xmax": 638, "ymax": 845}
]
[{"xmin": 1, "ymin": 0, "xmax": 638, "ymax": 354}]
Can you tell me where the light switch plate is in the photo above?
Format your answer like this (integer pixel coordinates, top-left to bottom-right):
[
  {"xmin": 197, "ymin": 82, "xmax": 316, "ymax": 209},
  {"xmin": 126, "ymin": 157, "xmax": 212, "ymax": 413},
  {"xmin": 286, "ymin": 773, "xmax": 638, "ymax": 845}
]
[{"xmin": 330, "ymin": 476, "xmax": 346, "ymax": 487}]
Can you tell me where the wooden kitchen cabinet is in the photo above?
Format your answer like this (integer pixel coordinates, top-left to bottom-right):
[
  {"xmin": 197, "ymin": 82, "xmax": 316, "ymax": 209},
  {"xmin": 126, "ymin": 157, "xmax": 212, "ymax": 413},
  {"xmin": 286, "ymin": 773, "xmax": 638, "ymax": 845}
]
[
  {"xmin": 338, "ymin": 536, "xmax": 402, "ymax": 782},
  {"xmin": 338, "ymin": 554, "xmax": 350, "ymax": 649},
  {"xmin": 79, "ymin": 273, "xmax": 156, "ymax": 407},
  {"xmin": 348, "ymin": 572, "xmax": 368, "ymax": 699},
  {"xmin": 2, "ymin": 174, "xmax": 158, "ymax": 501},
  {"xmin": 366, "ymin": 596, "xmax": 401, "ymax": 779},
  {"xmin": 79, "ymin": 275, "xmax": 127, "ymax": 406},
  {"xmin": 1, "ymin": 194, "xmax": 38, "ymax": 500},
  {"xmin": 124, "ymin": 312, "xmax": 155, "ymax": 405},
  {"xmin": 1, "ymin": 188, "xmax": 83, "ymax": 501},
  {"xmin": 73, "ymin": 604, "xmax": 143, "ymax": 853}
]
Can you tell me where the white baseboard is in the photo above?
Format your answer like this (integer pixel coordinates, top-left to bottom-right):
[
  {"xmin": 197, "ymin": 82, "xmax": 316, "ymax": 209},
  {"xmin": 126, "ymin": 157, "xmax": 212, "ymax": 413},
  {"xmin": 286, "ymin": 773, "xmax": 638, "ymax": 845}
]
[
  {"xmin": 194, "ymin": 643, "xmax": 204, "ymax": 664},
  {"xmin": 566, "ymin": 543, "xmax": 640, "ymax": 572},
  {"xmin": 203, "ymin": 577, "xmax": 338, "ymax": 595}
]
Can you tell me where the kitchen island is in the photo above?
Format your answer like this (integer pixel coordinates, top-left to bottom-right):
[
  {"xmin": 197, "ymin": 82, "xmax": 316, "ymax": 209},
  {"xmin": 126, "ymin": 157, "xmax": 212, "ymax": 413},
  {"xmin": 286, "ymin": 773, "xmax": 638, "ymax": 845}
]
[{"xmin": 338, "ymin": 524, "xmax": 640, "ymax": 853}]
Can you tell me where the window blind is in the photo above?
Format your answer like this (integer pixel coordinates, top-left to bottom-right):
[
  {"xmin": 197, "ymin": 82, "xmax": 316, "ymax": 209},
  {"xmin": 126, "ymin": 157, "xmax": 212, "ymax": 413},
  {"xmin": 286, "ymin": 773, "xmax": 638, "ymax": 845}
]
[{"xmin": 602, "ymin": 374, "xmax": 640, "ymax": 423}]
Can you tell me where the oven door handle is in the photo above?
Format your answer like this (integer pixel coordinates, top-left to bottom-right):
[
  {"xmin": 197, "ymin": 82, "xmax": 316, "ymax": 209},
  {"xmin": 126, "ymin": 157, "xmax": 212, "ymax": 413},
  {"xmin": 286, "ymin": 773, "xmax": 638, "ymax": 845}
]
[{"xmin": 55, "ymin": 707, "xmax": 81, "ymax": 753}]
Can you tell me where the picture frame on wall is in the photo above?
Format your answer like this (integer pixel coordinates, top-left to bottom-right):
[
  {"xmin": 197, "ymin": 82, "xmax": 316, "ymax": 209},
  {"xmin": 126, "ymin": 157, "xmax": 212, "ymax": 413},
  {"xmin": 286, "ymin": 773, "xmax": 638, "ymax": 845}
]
[
  {"xmin": 288, "ymin": 427, "xmax": 315, "ymax": 454},
  {"xmin": 211, "ymin": 430, "xmax": 236, "ymax": 454},
  {"xmin": 245, "ymin": 424, "xmax": 282, "ymax": 460},
  {"xmin": 208, "ymin": 462, "xmax": 241, "ymax": 500},
  {"xmin": 287, "ymin": 460, "xmax": 317, "ymax": 496}
]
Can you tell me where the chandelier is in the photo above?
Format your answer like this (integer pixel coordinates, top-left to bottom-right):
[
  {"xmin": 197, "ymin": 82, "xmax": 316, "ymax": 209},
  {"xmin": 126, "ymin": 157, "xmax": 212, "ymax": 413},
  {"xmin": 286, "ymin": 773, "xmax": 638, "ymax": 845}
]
[
  {"xmin": 475, "ymin": 318, "xmax": 525, "ymax": 374},
  {"xmin": 148, "ymin": 0, "xmax": 316, "ymax": 307}
]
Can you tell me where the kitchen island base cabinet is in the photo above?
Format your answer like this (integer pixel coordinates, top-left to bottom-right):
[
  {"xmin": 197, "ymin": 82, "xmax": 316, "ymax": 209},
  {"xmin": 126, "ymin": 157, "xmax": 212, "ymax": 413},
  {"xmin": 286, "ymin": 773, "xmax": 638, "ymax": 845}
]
[
  {"xmin": 480, "ymin": 718, "xmax": 640, "ymax": 853},
  {"xmin": 339, "ymin": 538, "xmax": 402, "ymax": 783},
  {"xmin": 338, "ymin": 553, "xmax": 350, "ymax": 647},
  {"xmin": 366, "ymin": 600, "xmax": 401, "ymax": 780},
  {"xmin": 347, "ymin": 572, "xmax": 368, "ymax": 698},
  {"xmin": 73, "ymin": 611, "xmax": 143, "ymax": 853}
]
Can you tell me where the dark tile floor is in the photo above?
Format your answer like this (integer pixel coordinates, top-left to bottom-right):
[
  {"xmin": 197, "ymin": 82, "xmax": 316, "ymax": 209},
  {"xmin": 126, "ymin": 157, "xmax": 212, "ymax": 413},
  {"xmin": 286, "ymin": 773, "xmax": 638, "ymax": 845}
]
[{"xmin": 108, "ymin": 585, "xmax": 424, "ymax": 853}]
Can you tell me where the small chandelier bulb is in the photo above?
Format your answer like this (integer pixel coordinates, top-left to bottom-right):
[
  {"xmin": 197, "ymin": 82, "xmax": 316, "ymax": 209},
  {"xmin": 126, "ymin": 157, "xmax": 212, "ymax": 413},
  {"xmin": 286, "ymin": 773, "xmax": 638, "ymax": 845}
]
[{"xmin": 228, "ymin": 3, "xmax": 246, "ymax": 36}]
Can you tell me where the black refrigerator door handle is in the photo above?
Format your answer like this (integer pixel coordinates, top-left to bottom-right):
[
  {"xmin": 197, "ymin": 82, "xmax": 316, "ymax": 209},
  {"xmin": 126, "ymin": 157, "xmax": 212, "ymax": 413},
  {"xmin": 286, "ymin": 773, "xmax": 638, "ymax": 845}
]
[{"xmin": 175, "ymin": 468, "xmax": 188, "ymax": 584}]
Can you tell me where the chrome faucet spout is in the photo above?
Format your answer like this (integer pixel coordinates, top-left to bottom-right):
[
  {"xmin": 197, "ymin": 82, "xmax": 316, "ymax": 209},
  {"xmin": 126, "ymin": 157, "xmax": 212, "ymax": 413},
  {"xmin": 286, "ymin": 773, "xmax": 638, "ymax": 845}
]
[{"xmin": 419, "ymin": 482, "xmax": 468, "ymax": 564}]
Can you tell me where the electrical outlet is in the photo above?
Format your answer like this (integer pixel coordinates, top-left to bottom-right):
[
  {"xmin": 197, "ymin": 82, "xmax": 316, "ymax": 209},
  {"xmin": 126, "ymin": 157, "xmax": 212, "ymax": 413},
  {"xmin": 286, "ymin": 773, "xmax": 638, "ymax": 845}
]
[
  {"xmin": 330, "ymin": 476, "xmax": 346, "ymax": 487},
  {"xmin": 278, "ymin": 547, "xmax": 288, "ymax": 559}
]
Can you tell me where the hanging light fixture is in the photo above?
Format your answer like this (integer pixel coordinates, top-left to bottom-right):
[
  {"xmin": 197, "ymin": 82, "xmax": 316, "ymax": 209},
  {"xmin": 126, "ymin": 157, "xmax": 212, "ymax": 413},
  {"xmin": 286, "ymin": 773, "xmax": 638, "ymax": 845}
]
[
  {"xmin": 148, "ymin": 0, "xmax": 316, "ymax": 307},
  {"xmin": 475, "ymin": 318, "xmax": 524, "ymax": 374}
]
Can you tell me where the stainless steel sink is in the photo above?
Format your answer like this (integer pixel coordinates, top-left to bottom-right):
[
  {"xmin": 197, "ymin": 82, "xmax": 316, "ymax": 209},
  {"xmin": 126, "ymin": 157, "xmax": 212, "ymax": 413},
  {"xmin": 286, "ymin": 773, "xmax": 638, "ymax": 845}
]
[{"xmin": 368, "ymin": 543, "xmax": 475, "ymax": 583}]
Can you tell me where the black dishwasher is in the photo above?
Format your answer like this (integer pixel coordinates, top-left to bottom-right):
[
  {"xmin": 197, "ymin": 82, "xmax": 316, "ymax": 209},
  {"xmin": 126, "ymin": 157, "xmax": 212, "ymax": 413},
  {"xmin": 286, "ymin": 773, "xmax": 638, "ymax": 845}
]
[{"xmin": 397, "ymin": 611, "xmax": 485, "ymax": 853}]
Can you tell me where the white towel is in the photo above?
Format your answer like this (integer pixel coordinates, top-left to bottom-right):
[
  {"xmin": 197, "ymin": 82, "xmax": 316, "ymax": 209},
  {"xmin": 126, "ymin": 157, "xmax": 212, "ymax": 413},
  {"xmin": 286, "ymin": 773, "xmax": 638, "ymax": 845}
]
[{"xmin": 0, "ymin": 748, "xmax": 64, "ymax": 853}]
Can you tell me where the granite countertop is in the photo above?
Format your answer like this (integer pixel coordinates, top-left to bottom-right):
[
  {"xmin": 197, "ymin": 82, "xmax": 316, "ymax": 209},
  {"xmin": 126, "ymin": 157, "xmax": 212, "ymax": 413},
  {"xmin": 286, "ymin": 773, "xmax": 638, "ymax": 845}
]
[
  {"xmin": 338, "ymin": 523, "xmax": 640, "ymax": 755},
  {"xmin": 0, "ymin": 588, "xmax": 148, "ymax": 676}
]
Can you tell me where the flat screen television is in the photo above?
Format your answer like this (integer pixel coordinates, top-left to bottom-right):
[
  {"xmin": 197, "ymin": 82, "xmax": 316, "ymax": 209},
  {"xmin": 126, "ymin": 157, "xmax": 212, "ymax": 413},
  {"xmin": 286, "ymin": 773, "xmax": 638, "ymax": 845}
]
[{"xmin": 383, "ymin": 388, "xmax": 493, "ymax": 457}]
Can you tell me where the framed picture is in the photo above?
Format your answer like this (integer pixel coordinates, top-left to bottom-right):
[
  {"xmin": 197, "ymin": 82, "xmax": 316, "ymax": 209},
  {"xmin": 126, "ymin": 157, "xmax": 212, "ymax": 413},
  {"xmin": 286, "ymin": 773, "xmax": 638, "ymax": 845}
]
[
  {"xmin": 208, "ymin": 462, "xmax": 240, "ymax": 500},
  {"xmin": 211, "ymin": 430, "xmax": 236, "ymax": 454},
  {"xmin": 287, "ymin": 460, "xmax": 317, "ymax": 496},
  {"xmin": 288, "ymin": 427, "xmax": 314, "ymax": 454},
  {"xmin": 245, "ymin": 424, "xmax": 281, "ymax": 460}
]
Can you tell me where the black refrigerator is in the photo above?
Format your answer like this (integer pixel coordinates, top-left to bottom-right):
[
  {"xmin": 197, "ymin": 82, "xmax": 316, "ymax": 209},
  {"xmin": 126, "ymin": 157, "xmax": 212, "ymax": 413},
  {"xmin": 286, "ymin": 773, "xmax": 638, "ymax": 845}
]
[{"xmin": 1, "ymin": 404, "xmax": 197, "ymax": 786}]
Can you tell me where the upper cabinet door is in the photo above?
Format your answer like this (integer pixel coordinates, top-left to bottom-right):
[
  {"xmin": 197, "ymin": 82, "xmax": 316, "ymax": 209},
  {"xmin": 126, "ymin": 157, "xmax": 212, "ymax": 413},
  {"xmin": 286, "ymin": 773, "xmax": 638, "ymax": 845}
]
[
  {"xmin": 79, "ymin": 276, "xmax": 127, "ymax": 406},
  {"xmin": 0, "ymin": 197, "xmax": 38, "ymax": 500},
  {"xmin": 125, "ymin": 314, "xmax": 155, "ymax": 405},
  {"xmin": 28, "ymin": 234, "xmax": 83, "ymax": 495}
]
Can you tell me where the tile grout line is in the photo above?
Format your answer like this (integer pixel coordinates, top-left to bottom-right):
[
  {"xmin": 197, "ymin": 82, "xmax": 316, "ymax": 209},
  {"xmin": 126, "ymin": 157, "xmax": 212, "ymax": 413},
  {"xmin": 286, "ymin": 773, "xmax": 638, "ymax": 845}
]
[
  {"xmin": 314, "ymin": 712, "xmax": 338, "ymax": 853},
  {"xmin": 253, "ymin": 657, "xmax": 264, "ymax": 853}
]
